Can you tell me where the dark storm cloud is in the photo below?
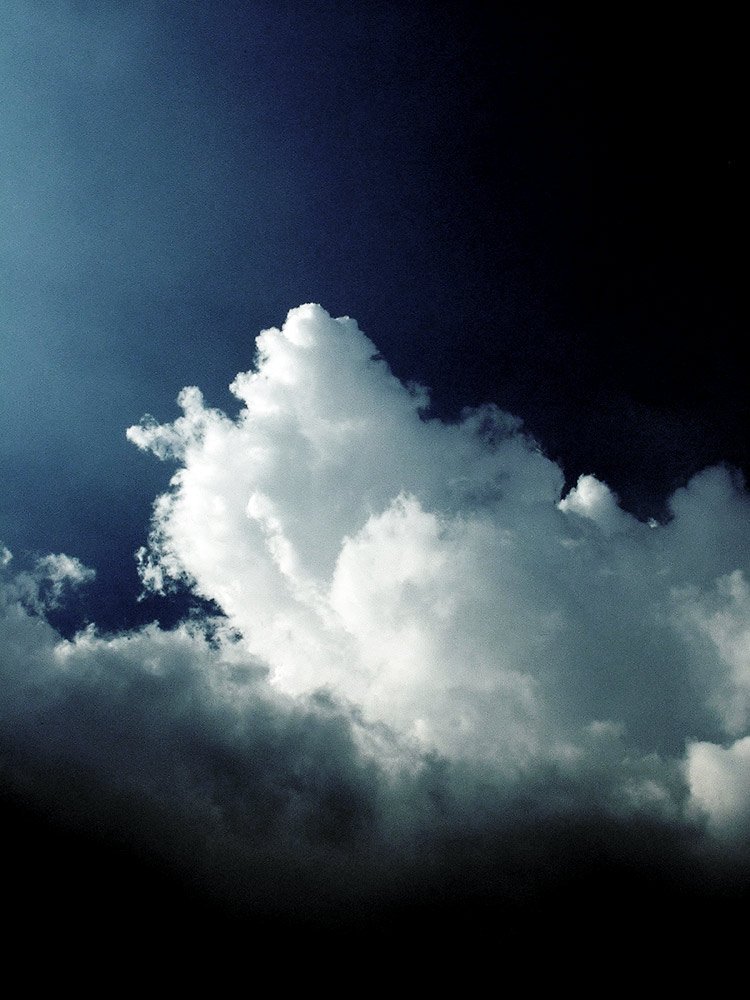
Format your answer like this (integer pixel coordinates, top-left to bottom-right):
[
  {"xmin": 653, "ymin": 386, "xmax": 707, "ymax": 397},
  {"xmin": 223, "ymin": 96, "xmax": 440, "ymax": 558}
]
[
  {"xmin": 1, "ymin": 568, "xmax": 744, "ymax": 927},
  {"xmin": 0, "ymin": 571, "xmax": 381, "ymax": 914}
]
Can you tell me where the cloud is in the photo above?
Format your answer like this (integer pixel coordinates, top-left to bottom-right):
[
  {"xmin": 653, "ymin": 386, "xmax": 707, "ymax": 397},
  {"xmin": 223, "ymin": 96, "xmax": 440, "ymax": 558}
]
[
  {"xmin": 557, "ymin": 473, "xmax": 636, "ymax": 536},
  {"xmin": 129, "ymin": 306, "xmax": 750, "ymax": 767},
  {"xmin": 1, "ymin": 549, "xmax": 95, "ymax": 614},
  {"xmin": 686, "ymin": 737, "xmax": 750, "ymax": 840},
  {"xmin": 0, "ymin": 556, "xmax": 718, "ymax": 921},
  {"xmin": 0, "ymin": 554, "xmax": 401, "ymax": 913},
  {"xmin": 2, "ymin": 304, "xmax": 750, "ymax": 923}
]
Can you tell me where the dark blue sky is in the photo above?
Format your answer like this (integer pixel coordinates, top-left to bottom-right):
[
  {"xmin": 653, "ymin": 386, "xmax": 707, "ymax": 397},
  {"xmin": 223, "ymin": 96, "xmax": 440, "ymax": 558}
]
[{"xmin": 1, "ymin": 2, "xmax": 744, "ymax": 628}]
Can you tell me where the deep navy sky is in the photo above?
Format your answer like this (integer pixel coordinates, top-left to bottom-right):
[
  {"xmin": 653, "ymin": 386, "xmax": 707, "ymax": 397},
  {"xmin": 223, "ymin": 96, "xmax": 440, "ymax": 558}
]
[{"xmin": 1, "ymin": 2, "xmax": 744, "ymax": 630}]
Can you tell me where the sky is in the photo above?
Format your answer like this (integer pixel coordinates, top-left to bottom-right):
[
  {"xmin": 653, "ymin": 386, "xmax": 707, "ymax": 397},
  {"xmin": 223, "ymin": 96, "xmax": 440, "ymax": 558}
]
[{"xmin": 1, "ymin": 1, "xmax": 747, "ymax": 963}]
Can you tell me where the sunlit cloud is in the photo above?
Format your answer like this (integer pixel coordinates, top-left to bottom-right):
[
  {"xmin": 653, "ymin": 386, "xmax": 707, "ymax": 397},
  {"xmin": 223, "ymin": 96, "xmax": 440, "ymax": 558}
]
[{"xmin": 2, "ymin": 305, "xmax": 749, "ymax": 918}]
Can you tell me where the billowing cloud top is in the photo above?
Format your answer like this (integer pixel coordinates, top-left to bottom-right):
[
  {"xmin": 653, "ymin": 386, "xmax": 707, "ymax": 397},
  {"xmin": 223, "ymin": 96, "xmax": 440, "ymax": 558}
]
[
  {"xmin": 2, "ymin": 305, "xmax": 750, "ymax": 923},
  {"xmin": 125, "ymin": 304, "xmax": 750, "ymax": 832}
]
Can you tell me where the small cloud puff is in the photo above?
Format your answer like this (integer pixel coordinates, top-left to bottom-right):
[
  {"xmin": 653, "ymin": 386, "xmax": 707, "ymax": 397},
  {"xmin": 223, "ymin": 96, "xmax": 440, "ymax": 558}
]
[
  {"xmin": 557, "ymin": 473, "xmax": 636, "ymax": 536},
  {"xmin": 0, "ymin": 545, "xmax": 94, "ymax": 613}
]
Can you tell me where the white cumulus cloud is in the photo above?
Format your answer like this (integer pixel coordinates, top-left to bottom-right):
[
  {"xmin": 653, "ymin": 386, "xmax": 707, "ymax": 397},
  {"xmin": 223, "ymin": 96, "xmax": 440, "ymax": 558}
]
[
  {"xmin": 2, "ymin": 304, "xmax": 750, "ymax": 921},
  {"xmin": 127, "ymin": 304, "xmax": 750, "ymax": 818}
]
